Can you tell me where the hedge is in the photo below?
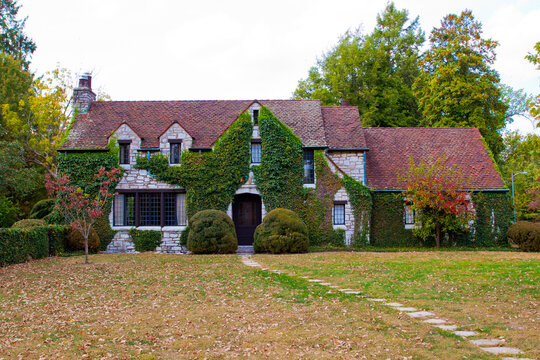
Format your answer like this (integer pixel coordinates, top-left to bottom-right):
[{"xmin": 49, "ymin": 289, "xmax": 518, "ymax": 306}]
[
  {"xmin": 0, "ymin": 225, "xmax": 67, "ymax": 266},
  {"xmin": 129, "ymin": 228, "xmax": 162, "ymax": 252}
]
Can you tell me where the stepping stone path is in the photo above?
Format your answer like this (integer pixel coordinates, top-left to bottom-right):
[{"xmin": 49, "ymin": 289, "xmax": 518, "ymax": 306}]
[{"xmin": 239, "ymin": 255, "xmax": 532, "ymax": 359}]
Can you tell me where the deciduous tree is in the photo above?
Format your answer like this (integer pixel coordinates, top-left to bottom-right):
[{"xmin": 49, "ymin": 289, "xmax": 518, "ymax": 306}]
[
  {"xmin": 400, "ymin": 157, "xmax": 474, "ymax": 248},
  {"xmin": 46, "ymin": 166, "xmax": 121, "ymax": 264},
  {"xmin": 293, "ymin": 2, "xmax": 424, "ymax": 127}
]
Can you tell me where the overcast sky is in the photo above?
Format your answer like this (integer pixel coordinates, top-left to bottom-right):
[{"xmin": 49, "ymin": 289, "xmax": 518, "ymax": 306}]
[{"xmin": 19, "ymin": 0, "xmax": 540, "ymax": 134}]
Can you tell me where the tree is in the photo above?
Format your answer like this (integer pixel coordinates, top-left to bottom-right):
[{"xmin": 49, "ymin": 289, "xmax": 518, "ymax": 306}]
[
  {"xmin": 414, "ymin": 10, "xmax": 507, "ymax": 158},
  {"xmin": 46, "ymin": 166, "xmax": 121, "ymax": 264},
  {"xmin": 0, "ymin": 52, "xmax": 32, "ymax": 139},
  {"xmin": 400, "ymin": 156, "xmax": 475, "ymax": 248},
  {"xmin": 0, "ymin": 0, "xmax": 36, "ymax": 65},
  {"xmin": 499, "ymin": 131, "xmax": 540, "ymax": 221},
  {"xmin": 526, "ymin": 41, "xmax": 540, "ymax": 129},
  {"xmin": 2, "ymin": 67, "xmax": 74, "ymax": 176},
  {"xmin": 293, "ymin": 2, "xmax": 424, "ymax": 127}
]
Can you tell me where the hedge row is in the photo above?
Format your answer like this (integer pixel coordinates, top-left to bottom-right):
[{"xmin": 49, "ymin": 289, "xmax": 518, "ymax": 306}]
[{"xmin": 0, "ymin": 225, "xmax": 66, "ymax": 267}]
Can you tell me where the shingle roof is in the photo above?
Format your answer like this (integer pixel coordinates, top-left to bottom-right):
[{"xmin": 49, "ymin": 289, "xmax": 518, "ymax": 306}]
[
  {"xmin": 62, "ymin": 99, "xmax": 329, "ymax": 149},
  {"xmin": 363, "ymin": 127, "xmax": 506, "ymax": 190},
  {"xmin": 321, "ymin": 106, "xmax": 367, "ymax": 149}
]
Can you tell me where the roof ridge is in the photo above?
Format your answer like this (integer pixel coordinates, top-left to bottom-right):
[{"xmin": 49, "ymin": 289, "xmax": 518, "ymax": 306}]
[{"xmin": 91, "ymin": 99, "xmax": 323, "ymax": 104}]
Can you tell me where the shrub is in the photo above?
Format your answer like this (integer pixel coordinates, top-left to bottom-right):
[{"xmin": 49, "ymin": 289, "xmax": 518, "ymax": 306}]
[
  {"xmin": 129, "ymin": 228, "xmax": 162, "ymax": 252},
  {"xmin": 29, "ymin": 199, "xmax": 55, "ymax": 219},
  {"xmin": 46, "ymin": 225, "xmax": 67, "ymax": 256},
  {"xmin": 94, "ymin": 215, "xmax": 116, "ymax": 251},
  {"xmin": 180, "ymin": 226, "xmax": 189, "ymax": 246},
  {"xmin": 253, "ymin": 208, "xmax": 309, "ymax": 254},
  {"xmin": 11, "ymin": 219, "xmax": 46, "ymax": 228},
  {"xmin": 330, "ymin": 228, "xmax": 346, "ymax": 247},
  {"xmin": 507, "ymin": 221, "xmax": 540, "ymax": 252},
  {"xmin": 0, "ymin": 227, "xmax": 49, "ymax": 266},
  {"xmin": 187, "ymin": 210, "xmax": 237, "ymax": 254},
  {"xmin": 65, "ymin": 226, "xmax": 100, "ymax": 253}
]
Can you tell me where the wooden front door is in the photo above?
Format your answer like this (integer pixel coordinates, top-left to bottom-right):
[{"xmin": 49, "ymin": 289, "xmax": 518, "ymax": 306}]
[{"xmin": 232, "ymin": 194, "xmax": 262, "ymax": 245}]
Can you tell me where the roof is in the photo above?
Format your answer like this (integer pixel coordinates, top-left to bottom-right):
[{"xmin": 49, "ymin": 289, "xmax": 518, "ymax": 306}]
[
  {"xmin": 321, "ymin": 106, "xmax": 367, "ymax": 149},
  {"xmin": 62, "ymin": 99, "xmax": 334, "ymax": 149},
  {"xmin": 363, "ymin": 127, "xmax": 506, "ymax": 190}
]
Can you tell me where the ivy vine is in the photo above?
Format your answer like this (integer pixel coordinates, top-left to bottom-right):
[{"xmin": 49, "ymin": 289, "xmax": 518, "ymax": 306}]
[
  {"xmin": 341, "ymin": 175, "xmax": 372, "ymax": 247},
  {"xmin": 251, "ymin": 106, "xmax": 304, "ymax": 213}
]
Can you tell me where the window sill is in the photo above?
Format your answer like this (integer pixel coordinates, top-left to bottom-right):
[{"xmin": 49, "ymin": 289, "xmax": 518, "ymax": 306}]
[
  {"xmin": 333, "ymin": 224, "xmax": 346, "ymax": 229},
  {"xmin": 111, "ymin": 225, "xmax": 187, "ymax": 231},
  {"xmin": 303, "ymin": 183, "xmax": 315, "ymax": 188},
  {"xmin": 404, "ymin": 224, "xmax": 418, "ymax": 230}
]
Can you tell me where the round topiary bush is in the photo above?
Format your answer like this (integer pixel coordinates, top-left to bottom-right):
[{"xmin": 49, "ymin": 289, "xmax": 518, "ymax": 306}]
[
  {"xmin": 507, "ymin": 221, "xmax": 540, "ymax": 252},
  {"xmin": 65, "ymin": 226, "xmax": 100, "ymax": 253},
  {"xmin": 29, "ymin": 199, "xmax": 55, "ymax": 219},
  {"xmin": 187, "ymin": 210, "xmax": 237, "ymax": 254},
  {"xmin": 11, "ymin": 219, "xmax": 46, "ymax": 228},
  {"xmin": 253, "ymin": 208, "xmax": 309, "ymax": 254}
]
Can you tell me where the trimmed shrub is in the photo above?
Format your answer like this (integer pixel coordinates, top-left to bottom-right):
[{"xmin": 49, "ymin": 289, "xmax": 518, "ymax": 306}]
[
  {"xmin": 29, "ymin": 199, "xmax": 55, "ymax": 219},
  {"xmin": 46, "ymin": 225, "xmax": 67, "ymax": 255},
  {"xmin": 187, "ymin": 210, "xmax": 237, "ymax": 254},
  {"xmin": 253, "ymin": 208, "xmax": 309, "ymax": 254},
  {"xmin": 0, "ymin": 227, "xmax": 49, "ymax": 266},
  {"xmin": 129, "ymin": 228, "xmax": 162, "ymax": 252},
  {"xmin": 65, "ymin": 227, "xmax": 100, "ymax": 253},
  {"xmin": 507, "ymin": 221, "xmax": 540, "ymax": 252},
  {"xmin": 11, "ymin": 219, "xmax": 46, "ymax": 228}
]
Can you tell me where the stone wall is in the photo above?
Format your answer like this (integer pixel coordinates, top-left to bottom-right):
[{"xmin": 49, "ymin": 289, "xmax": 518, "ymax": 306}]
[
  {"xmin": 106, "ymin": 229, "xmax": 188, "ymax": 254},
  {"xmin": 116, "ymin": 168, "xmax": 179, "ymax": 190},
  {"xmin": 327, "ymin": 151, "xmax": 365, "ymax": 183}
]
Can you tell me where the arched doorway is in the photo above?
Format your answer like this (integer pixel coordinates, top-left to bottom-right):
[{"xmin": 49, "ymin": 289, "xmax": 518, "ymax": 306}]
[{"xmin": 232, "ymin": 193, "xmax": 262, "ymax": 245}]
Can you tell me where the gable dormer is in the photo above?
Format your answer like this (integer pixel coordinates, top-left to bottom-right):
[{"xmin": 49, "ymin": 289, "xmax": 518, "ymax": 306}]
[
  {"xmin": 109, "ymin": 123, "xmax": 141, "ymax": 168},
  {"xmin": 158, "ymin": 122, "xmax": 193, "ymax": 164}
]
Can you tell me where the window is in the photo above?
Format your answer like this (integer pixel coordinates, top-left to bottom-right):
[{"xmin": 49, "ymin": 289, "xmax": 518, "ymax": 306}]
[
  {"xmin": 253, "ymin": 109, "xmax": 259, "ymax": 126},
  {"xmin": 169, "ymin": 140, "xmax": 181, "ymax": 164},
  {"xmin": 119, "ymin": 142, "xmax": 130, "ymax": 164},
  {"xmin": 333, "ymin": 203, "xmax": 345, "ymax": 225},
  {"xmin": 251, "ymin": 142, "xmax": 261, "ymax": 164},
  {"xmin": 303, "ymin": 149, "xmax": 315, "ymax": 184},
  {"xmin": 113, "ymin": 192, "xmax": 186, "ymax": 227},
  {"xmin": 404, "ymin": 204, "xmax": 415, "ymax": 226}
]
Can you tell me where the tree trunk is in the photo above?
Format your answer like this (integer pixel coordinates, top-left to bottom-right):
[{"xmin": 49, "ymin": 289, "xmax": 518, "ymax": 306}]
[
  {"xmin": 84, "ymin": 234, "xmax": 89, "ymax": 264},
  {"xmin": 435, "ymin": 224, "xmax": 441, "ymax": 249}
]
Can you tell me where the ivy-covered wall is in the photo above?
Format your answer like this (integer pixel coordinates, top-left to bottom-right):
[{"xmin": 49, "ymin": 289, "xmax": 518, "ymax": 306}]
[
  {"xmin": 56, "ymin": 145, "xmax": 121, "ymax": 250},
  {"xmin": 252, "ymin": 106, "xmax": 304, "ymax": 213},
  {"xmin": 370, "ymin": 190, "xmax": 512, "ymax": 247}
]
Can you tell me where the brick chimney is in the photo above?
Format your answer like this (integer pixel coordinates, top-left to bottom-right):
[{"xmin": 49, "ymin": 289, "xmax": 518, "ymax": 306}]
[
  {"xmin": 340, "ymin": 99, "xmax": 350, "ymax": 106},
  {"xmin": 73, "ymin": 73, "xmax": 96, "ymax": 114}
]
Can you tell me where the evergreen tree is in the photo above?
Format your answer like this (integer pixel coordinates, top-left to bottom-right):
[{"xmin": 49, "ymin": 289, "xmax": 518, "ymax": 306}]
[
  {"xmin": 0, "ymin": 0, "xmax": 36, "ymax": 65},
  {"xmin": 414, "ymin": 10, "xmax": 507, "ymax": 158}
]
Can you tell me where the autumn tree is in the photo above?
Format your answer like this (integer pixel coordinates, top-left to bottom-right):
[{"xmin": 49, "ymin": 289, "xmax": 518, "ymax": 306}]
[
  {"xmin": 400, "ymin": 157, "xmax": 475, "ymax": 248},
  {"xmin": 293, "ymin": 2, "xmax": 424, "ymax": 127},
  {"xmin": 0, "ymin": 0, "xmax": 36, "ymax": 65},
  {"xmin": 414, "ymin": 10, "xmax": 507, "ymax": 158},
  {"xmin": 2, "ymin": 67, "xmax": 75, "ymax": 176},
  {"xmin": 526, "ymin": 41, "xmax": 540, "ymax": 129},
  {"xmin": 46, "ymin": 167, "xmax": 121, "ymax": 264}
]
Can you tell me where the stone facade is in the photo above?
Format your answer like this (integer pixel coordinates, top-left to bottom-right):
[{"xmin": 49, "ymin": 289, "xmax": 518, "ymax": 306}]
[
  {"xmin": 107, "ymin": 231, "xmax": 136, "ymax": 253},
  {"xmin": 159, "ymin": 123, "xmax": 193, "ymax": 161},
  {"xmin": 111, "ymin": 123, "xmax": 141, "ymax": 167},
  {"xmin": 333, "ymin": 187, "xmax": 355, "ymax": 245},
  {"xmin": 328, "ymin": 151, "xmax": 365, "ymax": 183}
]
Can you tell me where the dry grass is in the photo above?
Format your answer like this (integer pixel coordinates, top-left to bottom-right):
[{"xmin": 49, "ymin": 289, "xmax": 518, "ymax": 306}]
[
  {"xmin": 0, "ymin": 253, "xmax": 501, "ymax": 359},
  {"xmin": 255, "ymin": 251, "xmax": 540, "ymax": 359}
]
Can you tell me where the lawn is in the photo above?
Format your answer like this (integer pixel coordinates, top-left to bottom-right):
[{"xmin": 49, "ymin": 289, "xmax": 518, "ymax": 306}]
[
  {"xmin": 254, "ymin": 251, "xmax": 540, "ymax": 359},
  {"xmin": 0, "ymin": 252, "xmax": 536, "ymax": 359}
]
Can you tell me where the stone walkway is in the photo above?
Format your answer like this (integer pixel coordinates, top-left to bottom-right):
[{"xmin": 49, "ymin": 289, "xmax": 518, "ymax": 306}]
[{"xmin": 240, "ymin": 255, "xmax": 534, "ymax": 360}]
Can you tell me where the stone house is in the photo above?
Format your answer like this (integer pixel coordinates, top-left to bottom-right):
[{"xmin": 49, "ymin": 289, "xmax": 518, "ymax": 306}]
[{"xmin": 60, "ymin": 75, "xmax": 509, "ymax": 252}]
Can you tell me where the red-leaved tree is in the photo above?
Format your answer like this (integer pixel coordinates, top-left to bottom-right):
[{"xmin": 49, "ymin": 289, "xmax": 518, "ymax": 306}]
[
  {"xmin": 399, "ymin": 157, "xmax": 475, "ymax": 248},
  {"xmin": 46, "ymin": 166, "xmax": 121, "ymax": 263}
]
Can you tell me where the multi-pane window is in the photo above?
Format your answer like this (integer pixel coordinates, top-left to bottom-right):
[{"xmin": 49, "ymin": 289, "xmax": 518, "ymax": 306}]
[
  {"xmin": 253, "ymin": 109, "xmax": 259, "ymax": 126},
  {"xmin": 303, "ymin": 149, "xmax": 315, "ymax": 184},
  {"xmin": 333, "ymin": 203, "xmax": 345, "ymax": 225},
  {"xmin": 251, "ymin": 142, "xmax": 261, "ymax": 164},
  {"xmin": 140, "ymin": 193, "xmax": 161, "ymax": 226},
  {"xmin": 169, "ymin": 141, "xmax": 181, "ymax": 164},
  {"xmin": 113, "ymin": 192, "xmax": 187, "ymax": 227},
  {"xmin": 119, "ymin": 143, "xmax": 130, "ymax": 164},
  {"xmin": 404, "ymin": 205, "xmax": 415, "ymax": 225}
]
